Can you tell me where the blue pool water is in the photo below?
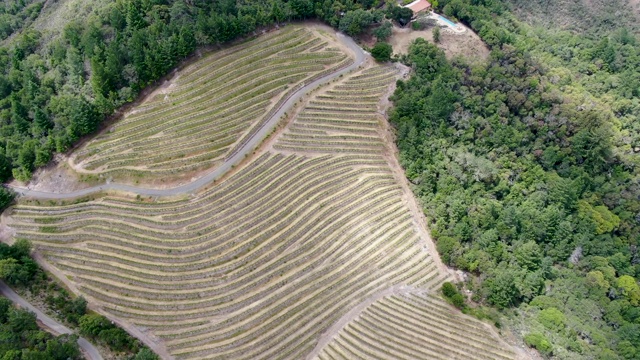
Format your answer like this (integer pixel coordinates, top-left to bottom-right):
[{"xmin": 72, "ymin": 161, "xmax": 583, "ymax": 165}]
[{"xmin": 438, "ymin": 15, "xmax": 457, "ymax": 27}]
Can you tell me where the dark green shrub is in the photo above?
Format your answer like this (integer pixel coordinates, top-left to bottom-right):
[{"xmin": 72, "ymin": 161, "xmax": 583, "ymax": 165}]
[
  {"xmin": 442, "ymin": 282, "xmax": 458, "ymax": 298},
  {"xmin": 0, "ymin": 187, "xmax": 15, "ymax": 211},
  {"xmin": 371, "ymin": 42, "xmax": 393, "ymax": 62},
  {"xmin": 451, "ymin": 293, "xmax": 466, "ymax": 309}
]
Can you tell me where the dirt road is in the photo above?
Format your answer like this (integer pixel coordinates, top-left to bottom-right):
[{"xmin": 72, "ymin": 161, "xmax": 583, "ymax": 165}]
[
  {"xmin": 8, "ymin": 33, "xmax": 366, "ymax": 200},
  {"xmin": 3, "ymin": 29, "xmax": 367, "ymax": 360},
  {"xmin": 0, "ymin": 281, "xmax": 103, "ymax": 360}
]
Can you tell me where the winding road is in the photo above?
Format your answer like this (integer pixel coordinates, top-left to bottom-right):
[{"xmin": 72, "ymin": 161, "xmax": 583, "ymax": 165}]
[
  {"xmin": 0, "ymin": 281, "xmax": 103, "ymax": 360},
  {"xmin": 8, "ymin": 32, "xmax": 367, "ymax": 200},
  {"xmin": 1, "ymin": 30, "xmax": 367, "ymax": 360}
]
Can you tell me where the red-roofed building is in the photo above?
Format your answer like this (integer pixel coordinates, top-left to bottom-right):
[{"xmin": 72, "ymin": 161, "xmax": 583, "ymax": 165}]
[{"xmin": 405, "ymin": 0, "xmax": 432, "ymax": 15}]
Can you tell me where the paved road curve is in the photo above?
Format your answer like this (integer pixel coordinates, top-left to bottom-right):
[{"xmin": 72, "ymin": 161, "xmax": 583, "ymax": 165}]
[
  {"xmin": 9, "ymin": 32, "xmax": 366, "ymax": 200},
  {"xmin": 0, "ymin": 281, "xmax": 103, "ymax": 360}
]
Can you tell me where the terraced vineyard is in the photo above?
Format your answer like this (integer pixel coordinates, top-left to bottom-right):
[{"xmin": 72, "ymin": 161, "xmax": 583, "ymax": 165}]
[
  {"xmin": 274, "ymin": 66, "xmax": 396, "ymax": 155},
  {"xmin": 8, "ymin": 39, "xmax": 516, "ymax": 359},
  {"xmin": 312, "ymin": 292, "xmax": 515, "ymax": 360},
  {"xmin": 71, "ymin": 26, "xmax": 351, "ymax": 182}
]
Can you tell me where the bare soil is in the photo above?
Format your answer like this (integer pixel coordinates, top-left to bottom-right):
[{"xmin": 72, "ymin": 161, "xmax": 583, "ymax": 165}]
[
  {"xmin": 388, "ymin": 24, "xmax": 490, "ymax": 62},
  {"xmin": 8, "ymin": 154, "xmax": 96, "ymax": 194}
]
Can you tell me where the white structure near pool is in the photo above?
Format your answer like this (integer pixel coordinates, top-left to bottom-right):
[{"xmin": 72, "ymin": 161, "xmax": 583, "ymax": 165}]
[{"xmin": 403, "ymin": 0, "xmax": 466, "ymax": 34}]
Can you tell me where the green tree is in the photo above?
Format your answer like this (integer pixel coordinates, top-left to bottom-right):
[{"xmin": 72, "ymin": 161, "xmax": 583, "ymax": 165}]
[
  {"xmin": 0, "ymin": 297, "xmax": 11, "ymax": 323},
  {"xmin": 98, "ymin": 328, "xmax": 132, "ymax": 351},
  {"xmin": 1, "ymin": 350, "xmax": 21, "ymax": 360},
  {"xmin": 0, "ymin": 187, "xmax": 15, "ymax": 211},
  {"xmin": 64, "ymin": 296, "xmax": 87, "ymax": 324},
  {"xmin": 270, "ymin": 2, "xmax": 285, "ymax": 24},
  {"xmin": 518, "ymin": 271, "xmax": 545, "ymax": 302},
  {"xmin": 578, "ymin": 200, "xmax": 620, "ymax": 235},
  {"xmin": 7, "ymin": 308, "xmax": 38, "ymax": 333},
  {"xmin": 433, "ymin": 26, "xmax": 441, "ymax": 43},
  {"xmin": 524, "ymin": 333, "xmax": 552, "ymax": 355},
  {"xmin": 339, "ymin": 9, "xmax": 375, "ymax": 37},
  {"xmin": 134, "ymin": 348, "xmax": 160, "ymax": 360},
  {"xmin": 538, "ymin": 307, "xmax": 566, "ymax": 331},
  {"xmin": 450, "ymin": 293, "xmax": 465, "ymax": 309},
  {"xmin": 442, "ymin": 282, "xmax": 457, "ymax": 298},
  {"xmin": 0, "ymin": 259, "xmax": 23, "ymax": 285},
  {"xmin": 617, "ymin": 340, "xmax": 637, "ymax": 360},
  {"xmin": 617, "ymin": 275, "xmax": 640, "ymax": 306},
  {"xmin": 44, "ymin": 335, "xmax": 81, "ymax": 360},
  {"xmin": 290, "ymin": 0, "xmax": 314, "ymax": 19},
  {"xmin": 373, "ymin": 21, "xmax": 392, "ymax": 41},
  {"xmin": 371, "ymin": 42, "xmax": 392, "ymax": 62},
  {"xmin": 514, "ymin": 241, "xmax": 542, "ymax": 271},
  {"xmin": 484, "ymin": 270, "xmax": 520, "ymax": 308},
  {"xmin": 32, "ymin": 108, "xmax": 52, "ymax": 137},
  {"xmin": 11, "ymin": 239, "xmax": 31, "ymax": 259},
  {"xmin": 586, "ymin": 270, "xmax": 610, "ymax": 293},
  {"xmin": 436, "ymin": 236, "xmax": 460, "ymax": 265},
  {"xmin": 126, "ymin": 0, "xmax": 147, "ymax": 30},
  {"xmin": 79, "ymin": 314, "xmax": 111, "ymax": 337},
  {"xmin": 387, "ymin": 5, "xmax": 413, "ymax": 26}
]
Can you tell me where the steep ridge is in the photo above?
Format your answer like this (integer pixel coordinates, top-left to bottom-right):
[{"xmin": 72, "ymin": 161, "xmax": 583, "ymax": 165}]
[
  {"xmin": 71, "ymin": 27, "xmax": 350, "ymax": 183},
  {"xmin": 6, "ymin": 62, "xmax": 518, "ymax": 360},
  {"xmin": 4, "ymin": 21, "xmax": 522, "ymax": 359}
]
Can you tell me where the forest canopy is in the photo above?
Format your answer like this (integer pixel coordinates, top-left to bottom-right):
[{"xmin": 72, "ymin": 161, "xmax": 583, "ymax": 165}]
[
  {"xmin": 0, "ymin": 297, "xmax": 82, "ymax": 360},
  {"xmin": 391, "ymin": 0, "xmax": 640, "ymax": 357}
]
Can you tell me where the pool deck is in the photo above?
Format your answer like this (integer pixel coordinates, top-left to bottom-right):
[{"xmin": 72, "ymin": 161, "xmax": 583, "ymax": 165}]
[{"xmin": 425, "ymin": 12, "xmax": 466, "ymax": 34}]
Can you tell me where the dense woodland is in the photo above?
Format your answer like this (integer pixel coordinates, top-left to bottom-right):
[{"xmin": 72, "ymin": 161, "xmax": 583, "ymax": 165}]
[
  {"xmin": 0, "ymin": 0, "xmax": 44, "ymax": 42},
  {"xmin": 0, "ymin": 295, "xmax": 82, "ymax": 360},
  {"xmin": 391, "ymin": 0, "xmax": 640, "ymax": 358}
]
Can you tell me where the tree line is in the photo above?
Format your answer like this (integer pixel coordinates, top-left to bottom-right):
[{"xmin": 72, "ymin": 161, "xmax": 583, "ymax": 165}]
[
  {"xmin": 0, "ymin": 0, "xmax": 386, "ymax": 183},
  {"xmin": 392, "ymin": 0, "xmax": 640, "ymax": 357}
]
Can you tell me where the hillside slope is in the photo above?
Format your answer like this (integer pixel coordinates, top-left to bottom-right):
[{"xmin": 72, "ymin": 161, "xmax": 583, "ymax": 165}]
[
  {"xmin": 5, "ymin": 52, "xmax": 521, "ymax": 359},
  {"xmin": 396, "ymin": 0, "xmax": 640, "ymax": 358},
  {"xmin": 504, "ymin": 0, "xmax": 639, "ymax": 33}
]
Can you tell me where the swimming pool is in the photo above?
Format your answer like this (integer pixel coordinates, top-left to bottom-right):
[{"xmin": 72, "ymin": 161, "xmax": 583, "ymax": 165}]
[{"xmin": 438, "ymin": 15, "xmax": 457, "ymax": 27}]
